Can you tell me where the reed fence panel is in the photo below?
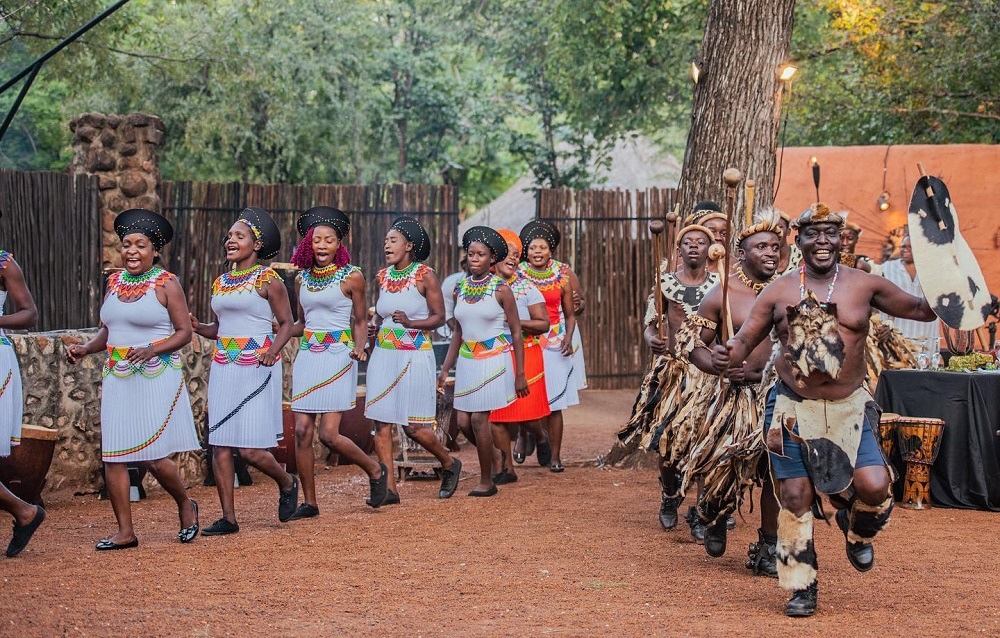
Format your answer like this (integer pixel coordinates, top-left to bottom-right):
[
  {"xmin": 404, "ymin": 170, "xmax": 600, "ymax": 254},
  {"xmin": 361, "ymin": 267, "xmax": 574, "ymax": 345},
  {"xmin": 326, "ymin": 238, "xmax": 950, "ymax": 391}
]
[
  {"xmin": 536, "ymin": 187, "xmax": 678, "ymax": 389},
  {"xmin": 0, "ymin": 170, "xmax": 102, "ymax": 331}
]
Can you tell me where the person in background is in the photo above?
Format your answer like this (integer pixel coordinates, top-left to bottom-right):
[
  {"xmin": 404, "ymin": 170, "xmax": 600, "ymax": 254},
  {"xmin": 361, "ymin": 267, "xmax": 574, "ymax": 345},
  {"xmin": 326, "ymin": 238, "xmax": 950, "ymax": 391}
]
[
  {"xmin": 439, "ymin": 252, "xmax": 469, "ymax": 340},
  {"xmin": 879, "ymin": 235, "xmax": 940, "ymax": 350}
]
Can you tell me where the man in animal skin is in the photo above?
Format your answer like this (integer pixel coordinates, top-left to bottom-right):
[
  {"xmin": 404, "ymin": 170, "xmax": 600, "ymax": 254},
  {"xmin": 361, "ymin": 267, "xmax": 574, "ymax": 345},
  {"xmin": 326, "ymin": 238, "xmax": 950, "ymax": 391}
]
[{"xmin": 710, "ymin": 203, "xmax": 937, "ymax": 617}]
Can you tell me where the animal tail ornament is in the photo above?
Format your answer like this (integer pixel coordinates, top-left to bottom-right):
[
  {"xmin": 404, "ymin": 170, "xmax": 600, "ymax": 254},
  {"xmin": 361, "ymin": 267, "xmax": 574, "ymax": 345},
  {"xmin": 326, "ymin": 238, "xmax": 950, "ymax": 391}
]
[{"xmin": 784, "ymin": 290, "xmax": 844, "ymax": 386}]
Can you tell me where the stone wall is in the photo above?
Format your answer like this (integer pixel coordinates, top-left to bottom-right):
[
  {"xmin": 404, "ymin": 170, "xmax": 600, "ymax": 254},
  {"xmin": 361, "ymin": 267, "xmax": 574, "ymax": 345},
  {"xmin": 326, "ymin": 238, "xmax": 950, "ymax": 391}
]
[
  {"xmin": 68, "ymin": 112, "xmax": 165, "ymax": 269},
  {"xmin": 12, "ymin": 331, "xmax": 297, "ymax": 495}
]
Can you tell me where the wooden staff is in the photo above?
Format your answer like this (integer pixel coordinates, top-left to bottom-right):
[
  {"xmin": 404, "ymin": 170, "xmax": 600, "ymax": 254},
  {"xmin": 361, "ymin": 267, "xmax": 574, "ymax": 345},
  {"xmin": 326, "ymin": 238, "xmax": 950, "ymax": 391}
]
[
  {"xmin": 650, "ymin": 217, "xmax": 666, "ymax": 342},
  {"xmin": 666, "ymin": 203, "xmax": 681, "ymax": 272},
  {"xmin": 721, "ymin": 168, "xmax": 743, "ymax": 341},
  {"xmin": 744, "ymin": 179, "xmax": 755, "ymax": 228}
]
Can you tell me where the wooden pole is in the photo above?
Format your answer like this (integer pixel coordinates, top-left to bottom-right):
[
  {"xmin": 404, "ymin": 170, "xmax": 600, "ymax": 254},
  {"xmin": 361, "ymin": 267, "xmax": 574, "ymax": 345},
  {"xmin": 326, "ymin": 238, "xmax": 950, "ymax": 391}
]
[{"xmin": 650, "ymin": 218, "xmax": 666, "ymax": 342}]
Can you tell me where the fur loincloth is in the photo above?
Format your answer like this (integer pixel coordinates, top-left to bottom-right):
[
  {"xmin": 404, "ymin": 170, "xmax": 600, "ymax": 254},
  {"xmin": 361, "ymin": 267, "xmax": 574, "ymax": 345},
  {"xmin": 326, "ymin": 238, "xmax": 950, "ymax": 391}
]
[{"xmin": 766, "ymin": 384, "xmax": 877, "ymax": 494}]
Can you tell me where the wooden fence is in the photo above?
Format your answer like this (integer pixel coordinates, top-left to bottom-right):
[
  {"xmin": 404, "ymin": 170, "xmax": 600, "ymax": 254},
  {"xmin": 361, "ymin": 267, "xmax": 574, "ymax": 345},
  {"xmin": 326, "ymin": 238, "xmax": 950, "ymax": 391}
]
[
  {"xmin": 0, "ymin": 170, "xmax": 102, "ymax": 331},
  {"xmin": 159, "ymin": 181, "xmax": 460, "ymax": 319},
  {"xmin": 536, "ymin": 187, "xmax": 678, "ymax": 389}
]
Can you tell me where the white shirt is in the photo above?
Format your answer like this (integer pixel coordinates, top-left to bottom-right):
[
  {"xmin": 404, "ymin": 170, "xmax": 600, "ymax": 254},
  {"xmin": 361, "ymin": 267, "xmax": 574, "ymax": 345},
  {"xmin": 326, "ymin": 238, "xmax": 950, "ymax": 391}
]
[{"xmin": 880, "ymin": 258, "xmax": 940, "ymax": 345}]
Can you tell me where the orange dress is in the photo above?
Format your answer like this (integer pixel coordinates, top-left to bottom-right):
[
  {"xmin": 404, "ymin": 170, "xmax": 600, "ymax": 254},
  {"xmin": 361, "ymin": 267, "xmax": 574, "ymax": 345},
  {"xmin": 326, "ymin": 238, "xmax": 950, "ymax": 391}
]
[{"xmin": 490, "ymin": 273, "xmax": 551, "ymax": 422}]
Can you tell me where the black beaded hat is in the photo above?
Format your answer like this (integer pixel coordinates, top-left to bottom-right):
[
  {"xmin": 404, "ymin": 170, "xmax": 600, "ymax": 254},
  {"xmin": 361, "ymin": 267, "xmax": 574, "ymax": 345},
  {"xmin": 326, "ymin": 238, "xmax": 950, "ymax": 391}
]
[
  {"xmin": 297, "ymin": 206, "xmax": 350, "ymax": 239},
  {"xmin": 236, "ymin": 207, "xmax": 281, "ymax": 260},
  {"xmin": 690, "ymin": 200, "xmax": 726, "ymax": 225},
  {"xmin": 389, "ymin": 216, "xmax": 432, "ymax": 262},
  {"xmin": 462, "ymin": 226, "xmax": 509, "ymax": 263},
  {"xmin": 519, "ymin": 220, "xmax": 560, "ymax": 252},
  {"xmin": 114, "ymin": 208, "xmax": 173, "ymax": 251}
]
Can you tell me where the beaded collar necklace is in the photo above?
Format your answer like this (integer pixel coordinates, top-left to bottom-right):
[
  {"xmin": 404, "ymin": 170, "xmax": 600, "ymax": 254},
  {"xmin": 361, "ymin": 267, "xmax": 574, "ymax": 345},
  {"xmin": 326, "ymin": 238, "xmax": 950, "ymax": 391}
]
[
  {"xmin": 458, "ymin": 273, "xmax": 499, "ymax": 303},
  {"xmin": 736, "ymin": 266, "xmax": 775, "ymax": 295},
  {"xmin": 301, "ymin": 262, "xmax": 353, "ymax": 292},
  {"xmin": 214, "ymin": 263, "xmax": 264, "ymax": 295},
  {"xmin": 799, "ymin": 263, "xmax": 839, "ymax": 303},
  {"xmin": 380, "ymin": 261, "xmax": 421, "ymax": 293},
  {"xmin": 108, "ymin": 266, "xmax": 169, "ymax": 301},
  {"xmin": 522, "ymin": 260, "xmax": 564, "ymax": 291}
]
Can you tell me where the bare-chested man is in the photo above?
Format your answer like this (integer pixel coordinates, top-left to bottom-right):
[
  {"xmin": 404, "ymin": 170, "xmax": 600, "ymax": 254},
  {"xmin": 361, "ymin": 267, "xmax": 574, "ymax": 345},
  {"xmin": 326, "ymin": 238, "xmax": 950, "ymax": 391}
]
[
  {"xmin": 687, "ymin": 210, "xmax": 783, "ymax": 577},
  {"xmin": 620, "ymin": 217, "xmax": 719, "ymax": 534},
  {"xmin": 710, "ymin": 204, "xmax": 936, "ymax": 617}
]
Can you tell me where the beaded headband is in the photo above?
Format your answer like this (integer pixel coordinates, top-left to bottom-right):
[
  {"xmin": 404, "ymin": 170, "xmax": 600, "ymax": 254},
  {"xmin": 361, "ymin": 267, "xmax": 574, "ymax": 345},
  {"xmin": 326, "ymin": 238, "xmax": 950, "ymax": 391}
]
[
  {"xmin": 237, "ymin": 218, "xmax": 263, "ymax": 241},
  {"xmin": 520, "ymin": 220, "xmax": 561, "ymax": 252},
  {"xmin": 738, "ymin": 207, "xmax": 784, "ymax": 242},
  {"xmin": 791, "ymin": 202, "xmax": 844, "ymax": 229},
  {"xmin": 677, "ymin": 224, "xmax": 714, "ymax": 242}
]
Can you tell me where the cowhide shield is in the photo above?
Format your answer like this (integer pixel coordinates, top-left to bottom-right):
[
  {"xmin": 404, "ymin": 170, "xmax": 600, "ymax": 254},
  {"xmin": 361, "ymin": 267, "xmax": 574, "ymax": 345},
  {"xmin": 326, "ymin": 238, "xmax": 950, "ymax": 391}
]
[
  {"xmin": 908, "ymin": 175, "xmax": 991, "ymax": 330},
  {"xmin": 769, "ymin": 384, "xmax": 873, "ymax": 494}
]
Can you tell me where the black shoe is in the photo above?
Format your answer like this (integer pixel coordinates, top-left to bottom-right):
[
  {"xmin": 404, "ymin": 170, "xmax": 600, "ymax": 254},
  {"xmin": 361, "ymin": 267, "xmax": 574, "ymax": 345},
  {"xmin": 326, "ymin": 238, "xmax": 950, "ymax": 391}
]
[
  {"xmin": 726, "ymin": 516, "xmax": 736, "ymax": 531},
  {"xmin": 368, "ymin": 462, "xmax": 389, "ymax": 508},
  {"xmin": 492, "ymin": 470, "xmax": 519, "ymax": 485},
  {"xmin": 469, "ymin": 485, "xmax": 498, "ymax": 497},
  {"xmin": 439, "ymin": 459, "xmax": 462, "ymax": 499},
  {"xmin": 368, "ymin": 490, "xmax": 400, "ymax": 507},
  {"xmin": 549, "ymin": 462, "xmax": 565, "ymax": 473},
  {"xmin": 746, "ymin": 528, "xmax": 778, "ymax": 578},
  {"xmin": 513, "ymin": 432, "xmax": 527, "ymax": 464},
  {"xmin": 95, "ymin": 536, "xmax": 138, "ymax": 551},
  {"xmin": 685, "ymin": 507, "xmax": 706, "ymax": 544},
  {"xmin": 659, "ymin": 493, "xmax": 682, "ymax": 531},
  {"xmin": 288, "ymin": 503, "xmax": 319, "ymax": 521},
  {"xmin": 278, "ymin": 475, "xmax": 299, "ymax": 522},
  {"xmin": 536, "ymin": 438, "xmax": 553, "ymax": 467},
  {"xmin": 201, "ymin": 518, "xmax": 240, "ymax": 536},
  {"xmin": 178, "ymin": 500, "xmax": 199, "ymax": 543},
  {"xmin": 836, "ymin": 507, "xmax": 874, "ymax": 572},
  {"xmin": 785, "ymin": 582, "xmax": 818, "ymax": 617},
  {"xmin": 524, "ymin": 432, "xmax": 536, "ymax": 458},
  {"xmin": 6, "ymin": 506, "xmax": 46, "ymax": 557},
  {"xmin": 704, "ymin": 519, "xmax": 727, "ymax": 557}
]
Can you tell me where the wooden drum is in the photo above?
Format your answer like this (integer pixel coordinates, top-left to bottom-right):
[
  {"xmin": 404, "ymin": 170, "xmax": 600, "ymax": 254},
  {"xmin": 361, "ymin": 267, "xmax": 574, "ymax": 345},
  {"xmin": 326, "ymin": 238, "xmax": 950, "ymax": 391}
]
[
  {"xmin": 0, "ymin": 425, "xmax": 59, "ymax": 505},
  {"xmin": 895, "ymin": 416, "xmax": 945, "ymax": 510},
  {"xmin": 878, "ymin": 412, "xmax": 902, "ymax": 459},
  {"xmin": 325, "ymin": 386, "xmax": 375, "ymax": 465},
  {"xmin": 270, "ymin": 402, "xmax": 298, "ymax": 475}
]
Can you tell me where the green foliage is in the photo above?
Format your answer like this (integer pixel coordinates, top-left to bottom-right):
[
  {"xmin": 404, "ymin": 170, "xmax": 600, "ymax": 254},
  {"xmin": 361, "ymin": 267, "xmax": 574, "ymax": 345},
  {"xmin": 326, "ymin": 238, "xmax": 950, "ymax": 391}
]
[
  {"xmin": 788, "ymin": 1, "xmax": 999, "ymax": 145},
  {"xmin": 1, "ymin": 0, "xmax": 996, "ymax": 212}
]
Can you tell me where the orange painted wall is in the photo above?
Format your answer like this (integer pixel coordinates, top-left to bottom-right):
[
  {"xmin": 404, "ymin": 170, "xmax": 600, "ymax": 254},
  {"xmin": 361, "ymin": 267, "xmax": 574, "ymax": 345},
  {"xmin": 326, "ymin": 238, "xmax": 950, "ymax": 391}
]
[{"xmin": 773, "ymin": 144, "xmax": 1000, "ymax": 296}]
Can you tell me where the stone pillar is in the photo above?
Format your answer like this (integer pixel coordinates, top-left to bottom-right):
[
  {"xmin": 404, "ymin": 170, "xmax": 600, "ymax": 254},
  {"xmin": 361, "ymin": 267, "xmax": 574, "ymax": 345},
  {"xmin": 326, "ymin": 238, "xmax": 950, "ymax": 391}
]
[{"xmin": 68, "ymin": 113, "xmax": 165, "ymax": 268}]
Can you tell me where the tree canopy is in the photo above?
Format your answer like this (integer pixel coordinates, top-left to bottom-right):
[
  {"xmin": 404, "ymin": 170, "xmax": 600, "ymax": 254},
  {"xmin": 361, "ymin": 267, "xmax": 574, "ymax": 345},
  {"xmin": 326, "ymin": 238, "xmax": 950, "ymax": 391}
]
[{"xmin": 1, "ymin": 1, "xmax": 996, "ymax": 212}]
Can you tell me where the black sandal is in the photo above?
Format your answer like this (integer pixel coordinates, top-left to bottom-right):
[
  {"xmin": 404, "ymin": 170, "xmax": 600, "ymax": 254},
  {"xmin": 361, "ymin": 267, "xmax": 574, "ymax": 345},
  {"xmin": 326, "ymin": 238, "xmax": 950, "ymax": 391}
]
[
  {"xmin": 96, "ymin": 537, "xmax": 139, "ymax": 551},
  {"xmin": 178, "ymin": 500, "xmax": 199, "ymax": 543},
  {"xmin": 549, "ymin": 462, "xmax": 565, "ymax": 473}
]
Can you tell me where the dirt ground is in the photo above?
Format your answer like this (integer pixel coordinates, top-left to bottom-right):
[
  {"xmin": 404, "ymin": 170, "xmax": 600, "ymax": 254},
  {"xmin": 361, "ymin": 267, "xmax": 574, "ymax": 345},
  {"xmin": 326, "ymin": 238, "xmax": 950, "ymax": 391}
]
[{"xmin": 3, "ymin": 389, "xmax": 999, "ymax": 637}]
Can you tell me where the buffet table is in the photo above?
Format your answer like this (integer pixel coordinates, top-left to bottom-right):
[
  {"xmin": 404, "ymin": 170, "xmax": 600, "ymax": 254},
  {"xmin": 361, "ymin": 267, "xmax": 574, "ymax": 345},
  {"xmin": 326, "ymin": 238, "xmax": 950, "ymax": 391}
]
[{"xmin": 875, "ymin": 369, "xmax": 1000, "ymax": 511}]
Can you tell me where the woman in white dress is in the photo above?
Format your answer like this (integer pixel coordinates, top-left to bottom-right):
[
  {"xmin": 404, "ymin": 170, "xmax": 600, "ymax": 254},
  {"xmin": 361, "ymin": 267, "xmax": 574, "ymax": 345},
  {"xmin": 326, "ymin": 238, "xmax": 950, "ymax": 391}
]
[
  {"xmin": 287, "ymin": 206, "xmax": 388, "ymax": 517},
  {"xmin": 365, "ymin": 216, "xmax": 461, "ymax": 502},
  {"xmin": 191, "ymin": 207, "xmax": 298, "ymax": 535},
  {"xmin": 438, "ymin": 227, "xmax": 527, "ymax": 496},
  {"xmin": 67, "ymin": 209, "xmax": 200, "ymax": 549},
  {"xmin": 518, "ymin": 220, "xmax": 586, "ymax": 472},
  {"xmin": 0, "ymin": 230, "xmax": 44, "ymax": 558}
]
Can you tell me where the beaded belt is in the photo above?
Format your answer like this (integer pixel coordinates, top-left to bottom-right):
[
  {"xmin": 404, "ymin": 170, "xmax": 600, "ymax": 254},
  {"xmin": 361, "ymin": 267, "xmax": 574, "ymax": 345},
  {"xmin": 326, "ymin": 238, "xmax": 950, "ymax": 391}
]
[
  {"xmin": 300, "ymin": 329, "xmax": 353, "ymax": 352},
  {"xmin": 104, "ymin": 340, "xmax": 181, "ymax": 378},
  {"xmin": 460, "ymin": 334, "xmax": 512, "ymax": 359},
  {"xmin": 541, "ymin": 321, "xmax": 566, "ymax": 349},
  {"xmin": 376, "ymin": 327, "xmax": 432, "ymax": 351},
  {"xmin": 214, "ymin": 335, "xmax": 275, "ymax": 365}
]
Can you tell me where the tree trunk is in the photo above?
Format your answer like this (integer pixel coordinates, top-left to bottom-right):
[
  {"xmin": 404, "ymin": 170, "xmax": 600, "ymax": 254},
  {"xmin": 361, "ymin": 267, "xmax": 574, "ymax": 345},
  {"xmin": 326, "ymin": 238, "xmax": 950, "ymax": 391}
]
[{"xmin": 677, "ymin": 0, "xmax": 796, "ymax": 231}]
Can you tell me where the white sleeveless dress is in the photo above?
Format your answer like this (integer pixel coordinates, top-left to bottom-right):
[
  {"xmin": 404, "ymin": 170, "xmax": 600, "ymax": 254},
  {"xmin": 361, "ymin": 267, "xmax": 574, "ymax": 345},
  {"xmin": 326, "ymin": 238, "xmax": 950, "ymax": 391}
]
[
  {"xmin": 291, "ymin": 265, "xmax": 360, "ymax": 413},
  {"xmin": 207, "ymin": 266, "xmax": 284, "ymax": 448},
  {"xmin": 364, "ymin": 263, "xmax": 437, "ymax": 426},
  {"xmin": 0, "ymin": 251, "xmax": 23, "ymax": 457},
  {"xmin": 452, "ymin": 275, "xmax": 515, "ymax": 412},
  {"xmin": 99, "ymin": 270, "xmax": 199, "ymax": 463}
]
